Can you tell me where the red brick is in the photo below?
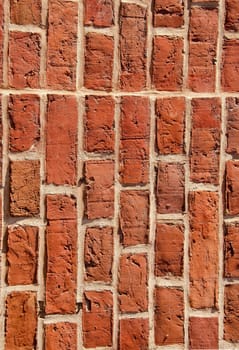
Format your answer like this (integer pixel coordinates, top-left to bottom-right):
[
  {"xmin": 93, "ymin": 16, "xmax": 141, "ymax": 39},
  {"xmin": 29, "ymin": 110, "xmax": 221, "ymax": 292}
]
[
  {"xmin": 189, "ymin": 191, "xmax": 219, "ymax": 309},
  {"xmin": 189, "ymin": 317, "xmax": 218, "ymax": 349},
  {"xmin": 153, "ymin": 0, "xmax": 184, "ymax": 28},
  {"xmin": 188, "ymin": 8, "xmax": 218, "ymax": 92},
  {"xmin": 119, "ymin": 3, "xmax": 147, "ymax": 91},
  {"xmin": 83, "ymin": 291, "xmax": 113, "ymax": 348},
  {"xmin": 0, "ymin": 96, "xmax": 2, "ymax": 186},
  {"xmin": 118, "ymin": 253, "xmax": 148, "ymax": 313},
  {"xmin": 152, "ymin": 36, "xmax": 183, "ymax": 91},
  {"xmin": 8, "ymin": 94, "xmax": 40, "ymax": 152},
  {"xmin": 10, "ymin": 0, "xmax": 41, "ymax": 25},
  {"xmin": 84, "ymin": 0, "xmax": 113, "ymax": 27},
  {"xmin": 7, "ymin": 225, "xmax": 38, "ymax": 285},
  {"xmin": 225, "ymin": 160, "xmax": 239, "ymax": 215},
  {"xmin": 45, "ymin": 323, "xmax": 77, "ymax": 350},
  {"xmin": 9, "ymin": 32, "xmax": 40, "ymax": 89},
  {"xmin": 84, "ymin": 160, "xmax": 114, "ymax": 220},
  {"xmin": 190, "ymin": 98, "xmax": 221, "ymax": 184},
  {"xmin": 156, "ymin": 163, "xmax": 185, "ymax": 214},
  {"xmin": 155, "ymin": 223, "xmax": 184, "ymax": 277},
  {"xmin": 46, "ymin": 194, "xmax": 77, "ymax": 221},
  {"xmin": 224, "ymin": 224, "xmax": 239, "ymax": 278},
  {"xmin": 224, "ymin": 284, "xmax": 239, "ymax": 342},
  {"xmin": 84, "ymin": 33, "xmax": 114, "ymax": 91},
  {"xmin": 226, "ymin": 98, "xmax": 239, "ymax": 155},
  {"xmin": 225, "ymin": 0, "xmax": 239, "ymax": 31},
  {"xmin": 222, "ymin": 39, "xmax": 239, "ymax": 92},
  {"xmin": 10, "ymin": 160, "xmax": 40, "ymax": 217},
  {"xmin": 0, "ymin": 3, "xmax": 3, "ymax": 86},
  {"xmin": 46, "ymin": 95, "xmax": 77, "ymax": 185},
  {"xmin": 154, "ymin": 287, "xmax": 184, "ymax": 345},
  {"xmin": 119, "ymin": 318, "xmax": 149, "ymax": 350},
  {"xmin": 0, "ymin": 195, "xmax": 2, "ymax": 244},
  {"xmin": 156, "ymin": 97, "xmax": 185, "ymax": 154},
  {"xmin": 5, "ymin": 292, "xmax": 37, "ymax": 350},
  {"xmin": 84, "ymin": 226, "xmax": 113, "ymax": 282},
  {"xmin": 84, "ymin": 96, "xmax": 115, "ymax": 153},
  {"xmin": 119, "ymin": 190, "xmax": 149, "ymax": 246}
]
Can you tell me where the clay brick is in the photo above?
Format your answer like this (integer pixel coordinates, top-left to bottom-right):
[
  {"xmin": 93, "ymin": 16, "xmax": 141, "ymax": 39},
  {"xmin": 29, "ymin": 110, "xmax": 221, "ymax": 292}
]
[
  {"xmin": 190, "ymin": 98, "xmax": 221, "ymax": 184},
  {"xmin": 46, "ymin": 194, "xmax": 77, "ymax": 221},
  {"xmin": 224, "ymin": 284, "xmax": 239, "ymax": 341},
  {"xmin": 84, "ymin": 160, "xmax": 114, "ymax": 220},
  {"xmin": 118, "ymin": 253, "xmax": 148, "ymax": 313},
  {"xmin": 119, "ymin": 318, "xmax": 149, "ymax": 350},
  {"xmin": 46, "ymin": 95, "xmax": 77, "ymax": 185},
  {"xmin": 156, "ymin": 97, "xmax": 185, "ymax": 154},
  {"xmin": 226, "ymin": 98, "xmax": 239, "ymax": 155},
  {"xmin": 8, "ymin": 94, "xmax": 40, "ymax": 152},
  {"xmin": 7, "ymin": 225, "xmax": 38, "ymax": 285},
  {"xmin": 225, "ymin": 160, "xmax": 239, "ymax": 216},
  {"xmin": 224, "ymin": 224, "xmax": 239, "ymax": 278},
  {"xmin": 222, "ymin": 39, "xmax": 239, "ymax": 92},
  {"xmin": 152, "ymin": 36, "xmax": 183, "ymax": 91},
  {"xmin": 225, "ymin": 0, "xmax": 239, "ymax": 31},
  {"xmin": 156, "ymin": 163, "xmax": 185, "ymax": 214},
  {"xmin": 84, "ymin": 96, "xmax": 115, "ymax": 153},
  {"xmin": 10, "ymin": 0, "xmax": 41, "ymax": 25},
  {"xmin": 188, "ymin": 7, "xmax": 218, "ymax": 92},
  {"xmin": 84, "ymin": 226, "xmax": 113, "ymax": 282},
  {"xmin": 189, "ymin": 317, "xmax": 218, "ymax": 350},
  {"xmin": 189, "ymin": 191, "xmax": 219, "ymax": 309},
  {"xmin": 154, "ymin": 287, "xmax": 184, "ymax": 345},
  {"xmin": 47, "ymin": 0, "xmax": 78, "ymax": 90},
  {"xmin": 84, "ymin": 0, "xmax": 114, "ymax": 27},
  {"xmin": 5, "ymin": 292, "xmax": 37, "ymax": 350},
  {"xmin": 84, "ymin": 33, "xmax": 114, "ymax": 91},
  {"xmin": 45, "ymin": 323, "xmax": 77, "ymax": 350},
  {"xmin": 153, "ymin": 0, "xmax": 184, "ymax": 28},
  {"xmin": 9, "ymin": 32, "xmax": 40, "ymax": 89},
  {"xmin": 83, "ymin": 291, "xmax": 113, "ymax": 348},
  {"xmin": 0, "ymin": 96, "xmax": 2, "ymax": 186},
  {"xmin": 155, "ymin": 223, "xmax": 184, "ymax": 277},
  {"xmin": 119, "ymin": 190, "xmax": 149, "ymax": 246},
  {"xmin": 10, "ymin": 160, "xmax": 40, "ymax": 217},
  {"xmin": 119, "ymin": 3, "xmax": 147, "ymax": 91},
  {"xmin": 0, "ymin": 3, "xmax": 3, "ymax": 86}
]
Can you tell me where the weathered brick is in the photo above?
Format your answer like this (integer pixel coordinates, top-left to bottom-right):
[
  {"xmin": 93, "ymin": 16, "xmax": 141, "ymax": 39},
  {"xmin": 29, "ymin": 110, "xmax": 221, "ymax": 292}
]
[
  {"xmin": 84, "ymin": 33, "xmax": 114, "ymax": 91},
  {"xmin": 46, "ymin": 95, "xmax": 77, "ymax": 185},
  {"xmin": 119, "ymin": 3, "xmax": 147, "ymax": 91},
  {"xmin": 190, "ymin": 98, "xmax": 221, "ymax": 184},
  {"xmin": 119, "ymin": 190, "xmax": 149, "ymax": 246},
  {"xmin": 155, "ymin": 223, "xmax": 184, "ymax": 277},
  {"xmin": 5, "ymin": 292, "xmax": 37, "ymax": 350},
  {"xmin": 156, "ymin": 97, "xmax": 185, "ymax": 154},
  {"xmin": 189, "ymin": 191, "xmax": 219, "ymax": 309},
  {"xmin": 224, "ymin": 224, "xmax": 239, "ymax": 278},
  {"xmin": 189, "ymin": 317, "xmax": 218, "ymax": 349},
  {"xmin": 9, "ymin": 32, "xmax": 40, "ymax": 89},
  {"xmin": 84, "ymin": 160, "xmax": 114, "ymax": 220},
  {"xmin": 45, "ymin": 323, "xmax": 77, "ymax": 350},
  {"xmin": 8, "ymin": 94, "xmax": 40, "ymax": 152},
  {"xmin": 84, "ymin": 0, "xmax": 113, "ymax": 27},
  {"xmin": 84, "ymin": 226, "xmax": 113, "ymax": 282},
  {"xmin": 153, "ymin": 0, "xmax": 184, "ymax": 28},
  {"xmin": 0, "ymin": 3, "xmax": 3, "ymax": 86},
  {"xmin": 47, "ymin": 0, "xmax": 78, "ymax": 90},
  {"xmin": 224, "ymin": 285, "xmax": 239, "ymax": 341},
  {"xmin": 10, "ymin": 160, "xmax": 40, "ymax": 217},
  {"xmin": 222, "ymin": 39, "xmax": 239, "ymax": 92},
  {"xmin": 226, "ymin": 98, "xmax": 239, "ymax": 155},
  {"xmin": 0, "ymin": 96, "xmax": 2, "ymax": 186},
  {"xmin": 118, "ymin": 254, "xmax": 148, "ymax": 313},
  {"xmin": 152, "ymin": 36, "xmax": 183, "ymax": 91},
  {"xmin": 83, "ymin": 291, "xmax": 113, "ymax": 348},
  {"xmin": 225, "ymin": 0, "xmax": 239, "ymax": 31},
  {"xmin": 10, "ymin": 0, "xmax": 41, "ymax": 25},
  {"xmin": 46, "ymin": 194, "xmax": 77, "ymax": 221},
  {"xmin": 225, "ymin": 160, "xmax": 239, "ymax": 216},
  {"xmin": 119, "ymin": 318, "xmax": 149, "ymax": 350},
  {"xmin": 7, "ymin": 225, "xmax": 38, "ymax": 285},
  {"xmin": 84, "ymin": 96, "xmax": 115, "ymax": 153},
  {"xmin": 154, "ymin": 287, "xmax": 184, "ymax": 345}
]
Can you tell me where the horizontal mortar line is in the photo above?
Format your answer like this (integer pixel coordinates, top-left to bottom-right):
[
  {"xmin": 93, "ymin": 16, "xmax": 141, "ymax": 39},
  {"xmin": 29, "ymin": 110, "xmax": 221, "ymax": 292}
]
[
  {"xmin": 153, "ymin": 28, "xmax": 186, "ymax": 37},
  {"xmin": 188, "ymin": 182, "xmax": 219, "ymax": 192},
  {"xmin": 188, "ymin": 309, "xmax": 219, "ymax": 318},
  {"xmin": 6, "ymin": 217, "xmax": 45, "ymax": 227},
  {"xmin": 119, "ymin": 311, "xmax": 149, "ymax": 320},
  {"xmin": 155, "ymin": 155, "xmax": 187, "ymax": 163},
  {"xmin": 223, "ymin": 278, "xmax": 239, "ymax": 285},
  {"xmin": 156, "ymin": 213, "xmax": 185, "ymax": 221},
  {"xmin": 219, "ymin": 340, "xmax": 239, "ymax": 350},
  {"xmin": 155, "ymin": 345, "xmax": 184, "ymax": 350},
  {"xmin": 79, "ymin": 152, "xmax": 115, "ymax": 161},
  {"xmin": 224, "ymin": 32, "xmax": 239, "ymax": 39},
  {"xmin": 8, "ymin": 152, "xmax": 41, "ymax": 161},
  {"xmin": 83, "ymin": 284, "xmax": 114, "ymax": 292},
  {"xmin": 82, "ymin": 347, "xmax": 112, "ymax": 350},
  {"xmin": 155, "ymin": 277, "xmax": 184, "ymax": 287},
  {"xmin": 8, "ymin": 24, "xmax": 45, "ymax": 34},
  {"xmin": 119, "ymin": 184, "xmax": 150, "ymax": 191},
  {"xmin": 43, "ymin": 314, "xmax": 79, "ymax": 324},
  {"xmin": 82, "ymin": 218, "xmax": 114, "ymax": 227},
  {"xmin": 43, "ymin": 184, "xmax": 79, "ymax": 196},
  {"xmin": 224, "ymin": 217, "xmax": 239, "ymax": 224},
  {"xmin": 84, "ymin": 26, "xmax": 114, "ymax": 36},
  {"xmin": 121, "ymin": 244, "xmax": 151, "ymax": 254},
  {"xmin": 120, "ymin": 0, "xmax": 148, "ymax": 6},
  {"xmin": 4, "ymin": 284, "xmax": 39, "ymax": 292}
]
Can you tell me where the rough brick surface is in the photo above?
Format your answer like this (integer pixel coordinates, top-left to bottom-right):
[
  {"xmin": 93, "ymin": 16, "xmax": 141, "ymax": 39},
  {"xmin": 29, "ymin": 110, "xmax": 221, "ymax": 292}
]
[
  {"xmin": 153, "ymin": 0, "xmax": 184, "ymax": 28},
  {"xmin": 225, "ymin": 160, "xmax": 239, "ymax": 215},
  {"xmin": 222, "ymin": 39, "xmax": 239, "ymax": 92},
  {"xmin": 0, "ymin": 3, "xmax": 3, "ymax": 86},
  {"xmin": 225, "ymin": 0, "xmax": 239, "ymax": 31},
  {"xmin": 45, "ymin": 323, "xmax": 77, "ymax": 350},
  {"xmin": 224, "ymin": 284, "xmax": 239, "ymax": 342},
  {"xmin": 189, "ymin": 317, "xmax": 218, "ymax": 350},
  {"xmin": 119, "ymin": 318, "xmax": 149, "ymax": 350},
  {"xmin": 226, "ymin": 97, "xmax": 239, "ymax": 155},
  {"xmin": 224, "ymin": 223, "xmax": 239, "ymax": 277},
  {"xmin": 10, "ymin": 0, "xmax": 41, "ymax": 25},
  {"xmin": 84, "ymin": 0, "xmax": 114, "ymax": 27}
]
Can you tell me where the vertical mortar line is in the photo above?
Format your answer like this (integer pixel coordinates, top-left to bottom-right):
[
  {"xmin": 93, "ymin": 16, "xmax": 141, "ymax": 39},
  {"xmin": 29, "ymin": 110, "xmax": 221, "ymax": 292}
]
[
  {"xmin": 112, "ymin": 0, "xmax": 120, "ymax": 91},
  {"xmin": 2, "ymin": 0, "xmax": 9, "ymax": 88},
  {"xmin": 77, "ymin": 0, "xmax": 84, "ymax": 90},
  {"xmin": 215, "ymin": 0, "xmax": 224, "ymax": 93},
  {"xmin": 40, "ymin": 0, "xmax": 48, "ymax": 88},
  {"xmin": 146, "ymin": 0, "xmax": 153, "ymax": 91},
  {"xmin": 182, "ymin": 0, "xmax": 190, "ymax": 92}
]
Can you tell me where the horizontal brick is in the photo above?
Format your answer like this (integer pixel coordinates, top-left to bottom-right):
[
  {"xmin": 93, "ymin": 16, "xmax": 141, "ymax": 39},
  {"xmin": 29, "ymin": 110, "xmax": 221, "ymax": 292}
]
[
  {"xmin": 224, "ymin": 284, "xmax": 239, "ymax": 342},
  {"xmin": 189, "ymin": 317, "xmax": 218, "ymax": 349},
  {"xmin": 46, "ymin": 194, "xmax": 77, "ymax": 221},
  {"xmin": 225, "ymin": 0, "xmax": 239, "ymax": 31},
  {"xmin": 10, "ymin": 0, "xmax": 41, "ymax": 25},
  {"xmin": 226, "ymin": 98, "xmax": 239, "ymax": 155},
  {"xmin": 224, "ymin": 223, "xmax": 239, "ymax": 278},
  {"xmin": 222, "ymin": 39, "xmax": 239, "ymax": 92},
  {"xmin": 153, "ymin": 0, "xmax": 184, "ymax": 28},
  {"xmin": 45, "ymin": 323, "xmax": 77, "ymax": 350},
  {"xmin": 225, "ymin": 160, "xmax": 239, "ymax": 215},
  {"xmin": 119, "ymin": 318, "xmax": 149, "ymax": 350},
  {"xmin": 84, "ymin": 0, "xmax": 114, "ymax": 27}
]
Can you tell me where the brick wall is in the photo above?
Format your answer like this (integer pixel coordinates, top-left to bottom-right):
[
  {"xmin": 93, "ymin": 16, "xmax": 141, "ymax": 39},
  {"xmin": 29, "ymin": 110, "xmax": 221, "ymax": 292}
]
[{"xmin": 0, "ymin": 0, "xmax": 239, "ymax": 349}]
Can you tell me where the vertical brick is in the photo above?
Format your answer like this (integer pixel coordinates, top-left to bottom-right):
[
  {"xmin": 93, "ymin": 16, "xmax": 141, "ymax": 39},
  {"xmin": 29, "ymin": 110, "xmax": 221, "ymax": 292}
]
[
  {"xmin": 226, "ymin": 98, "xmax": 239, "ymax": 155},
  {"xmin": 84, "ymin": 226, "xmax": 113, "ymax": 283},
  {"xmin": 190, "ymin": 98, "xmax": 221, "ymax": 184},
  {"xmin": 45, "ymin": 323, "xmax": 77, "ymax": 350},
  {"xmin": 153, "ymin": 0, "xmax": 184, "ymax": 28},
  {"xmin": 5, "ymin": 292, "xmax": 37, "ymax": 350},
  {"xmin": 83, "ymin": 291, "xmax": 113, "ymax": 348},
  {"xmin": 84, "ymin": 0, "xmax": 114, "ymax": 27},
  {"xmin": 46, "ymin": 95, "xmax": 77, "ymax": 185},
  {"xmin": 10, "ymin": 0, "xmax": 41, "ymax": 25},
  {"xmin": 189, "ymin": 191, "xmax": 219, "ymax": 309},
  {"xmin": 188, "ymin": 7, "xmax": 218, "ymax": 92},
  {"xmin": 189, "ymin": 317, "xmax": 218, "ymax": 349},
  {"xmin": 224, "ymin": 284, "xmax": 239, "ymax": 342},
  {"xmin": 84, "ymin": 96, "xmax": 115, "ymax": 153},
  {"xmin": 225, "ymin": 160, "xmax": 239, "ymax": 216},
  {"xmin": 152, "ymin": 36, "xmax": 183, "ymax": 91},
  {"xmin": 119, "ymin": 318, "xmax": 149, "ymax": 350},
  {"xmin": 118, "ymin": 254, "xmax": 148, "ymax": 313},
  {"xmin": 156, "ymin": 97, "xmax": 185, "ymax": 154},
  {"xmin": 225, "ymin": 0, "xmax": 239, "ymax": 31},
  {"xmin": 222, "ymin": 39, "xmax": 239, "ymax": 92},
  {"xmin": 224, "ymin": 224, "xmax": 239, "ymax": 278},
  {"xmin": 0, "ymin": 96, "xmax": 2, "ymax": 186},
  {"xmin": 7, "ymin": 225, "xmax": 38, "ymax": 285},
  {"xmin": 84, "ymin": 33, "xmax": 114, "ymax": 91},
  {"xmin": 119, "ymin": 190, "xmax": 149, "ymax": 246},
  {"xmin": 0, "ymin": 3, "xmax": 3, "ymax": 87},
  {"xmin": 119, "ymin": 3, "xmax": 147, "ymax": 91},
  {"xmin": 47, "ymin": 0, "xmax": 78, "ymax": 90},
  {"xmin": 154, "ymin": 287, "xmax": 184, "ymax": 345}
]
